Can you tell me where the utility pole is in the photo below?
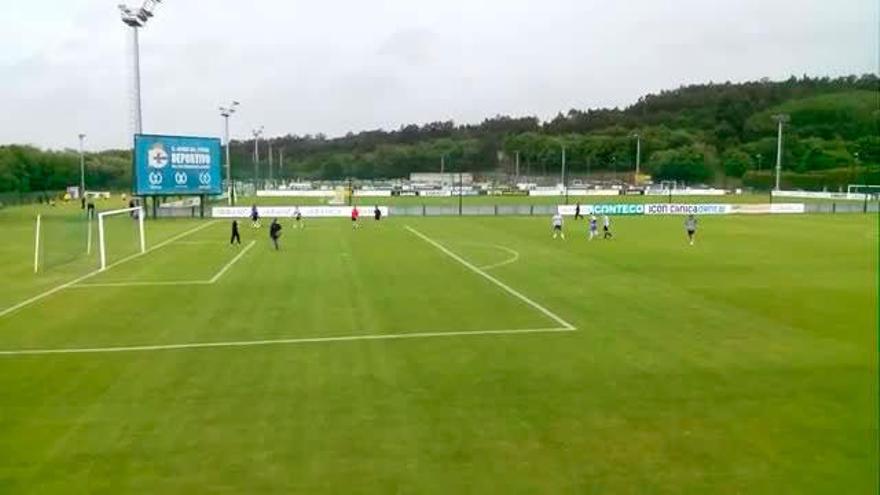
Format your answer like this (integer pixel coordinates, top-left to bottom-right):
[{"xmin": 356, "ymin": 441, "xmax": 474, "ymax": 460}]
[
  {"xmin": 78, "ymin": 133, "xmax": 86, "ymax": 208},
  {"xmin": 441, "ymin": 155, "xmax": 445, "ymax": 175},
  {"xmin": 772, "ymin": 114, "xmax": 789, "ymax": 191},
  {"xmin": 220, "ymin": 101, "xmax": 239, "ymax": 205}
]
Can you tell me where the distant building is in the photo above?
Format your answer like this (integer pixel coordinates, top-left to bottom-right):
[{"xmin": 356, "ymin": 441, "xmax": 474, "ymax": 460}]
[{"xmin": 410, "ymin": 172, "xmax": 473, "ymax": 187}]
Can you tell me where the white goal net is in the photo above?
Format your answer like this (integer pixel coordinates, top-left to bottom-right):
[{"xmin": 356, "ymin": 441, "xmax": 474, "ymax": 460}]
[{"xmin": 33, "ymin": 210, "xmax": 94, "ymax": 274}]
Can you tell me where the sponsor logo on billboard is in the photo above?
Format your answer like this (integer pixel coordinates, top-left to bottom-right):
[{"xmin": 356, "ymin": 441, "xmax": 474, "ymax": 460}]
[{"xmin": 147, "ymin": 143, "xmax": 169, "ymax": 168}]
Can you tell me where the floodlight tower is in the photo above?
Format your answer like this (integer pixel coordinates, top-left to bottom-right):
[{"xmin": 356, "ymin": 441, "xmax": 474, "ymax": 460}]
[
  {"xmin": 118, "ymin": 0, "xmax": 163, "ymax": 135},
  {"xmin": 220, "ymin": 101, "xmax": 240, "ymax": 205}
]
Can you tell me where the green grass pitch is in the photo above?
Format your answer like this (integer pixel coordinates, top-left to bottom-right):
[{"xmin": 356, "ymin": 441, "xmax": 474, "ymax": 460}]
[{"xmin": 0, "ymin": 203, "xmax": 877, "ymax": 493}]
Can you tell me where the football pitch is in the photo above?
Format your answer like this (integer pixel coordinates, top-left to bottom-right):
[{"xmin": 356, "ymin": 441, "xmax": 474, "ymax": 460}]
[{"xmin": 0, "ymin": 205, "xmax": 877, "ymax": 493}]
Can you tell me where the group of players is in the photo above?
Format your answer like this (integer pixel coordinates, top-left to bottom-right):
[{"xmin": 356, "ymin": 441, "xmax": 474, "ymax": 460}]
[
  {"xmin": 551, "ymin": 205, "xmax": 699, "ymax": 245},
  {"xmin": 230, "ymin": 205, "xmax": 383, "ymax": 250},
  {"xmin": 230, "ymin": 203, "xmax": 698, "ymax": 250}
]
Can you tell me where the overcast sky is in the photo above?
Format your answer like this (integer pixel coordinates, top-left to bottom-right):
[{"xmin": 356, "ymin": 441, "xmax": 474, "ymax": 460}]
[{"xmin": 1, "ymin": 0, "xmax": 877, "ymax": 150}]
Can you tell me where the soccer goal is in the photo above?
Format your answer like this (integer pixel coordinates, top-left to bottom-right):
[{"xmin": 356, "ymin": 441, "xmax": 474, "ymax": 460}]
[
  {"xmin": 33, "ymin": 210, "xmax": 95, "ymax": 274},
  {"xmin": 97, "ymin": 206, "xmax": 145, "ymax": 270},
  {"xmin": 846, "ymin": 184, "xmax": 880, "ymax": 199}
]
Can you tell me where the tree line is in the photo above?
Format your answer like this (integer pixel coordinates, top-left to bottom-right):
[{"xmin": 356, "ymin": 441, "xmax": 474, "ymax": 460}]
[{"xmin": 2, "ymin": 74, "xmax": 877, "ymax": 194}]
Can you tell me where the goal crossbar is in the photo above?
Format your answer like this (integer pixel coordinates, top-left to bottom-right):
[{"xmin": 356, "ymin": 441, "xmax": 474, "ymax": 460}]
[{"xmin": 98, "ymin": 206, "xmax": 145, "ymax": 271}]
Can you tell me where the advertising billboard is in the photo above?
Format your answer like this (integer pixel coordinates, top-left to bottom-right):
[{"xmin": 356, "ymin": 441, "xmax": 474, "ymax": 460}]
[{"xmin": 134, "ymin": 134, "xmax": 222, "ymax": 196}]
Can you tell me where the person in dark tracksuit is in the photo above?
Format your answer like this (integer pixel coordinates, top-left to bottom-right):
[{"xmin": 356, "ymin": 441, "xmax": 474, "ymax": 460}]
[
  {"xmin": 269, "ymin": 219, "xmax": 282, "ymax": 250},
  {"xmin": 574, "ymin": 203, "xmax": 582, "ymax": 220},
  {"xmin": 230, "ymin": 220, "xmax": 241, "ymax": 245},
  {"xmin": 374, "ymin": 206, "xmax": 382, "ymax": 221}
]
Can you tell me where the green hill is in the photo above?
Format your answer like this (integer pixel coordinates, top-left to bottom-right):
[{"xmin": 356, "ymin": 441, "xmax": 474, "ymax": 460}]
[{"xmin": 1, "ymin": 74, "xmax": 878, "ymax": 194}]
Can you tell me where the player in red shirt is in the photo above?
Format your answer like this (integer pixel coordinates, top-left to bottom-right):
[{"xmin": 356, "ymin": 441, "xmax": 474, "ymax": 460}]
[{"xmin": 351, "ymin": 206, "xmax": 360, "ymax": 229}]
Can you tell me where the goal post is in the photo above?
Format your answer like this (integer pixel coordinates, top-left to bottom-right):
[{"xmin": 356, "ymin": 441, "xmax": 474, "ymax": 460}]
[
  {"xmin": 98, "ymin": 206, "xmax": 145, "ymax": 270},
  {"xmin": 33, "ymin": 215, "xmax": 41, "ymax": 274}
]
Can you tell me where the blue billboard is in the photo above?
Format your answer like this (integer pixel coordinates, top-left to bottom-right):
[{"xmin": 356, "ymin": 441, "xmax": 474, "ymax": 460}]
[{"xmin": 134, "ymin": 134, "xmax": 222, "ymax": 195}]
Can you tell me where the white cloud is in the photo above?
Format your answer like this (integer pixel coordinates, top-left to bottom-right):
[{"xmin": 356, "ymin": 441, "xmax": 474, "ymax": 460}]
[{"xmin": 1, "ymin": 0, "xmax": 877, "ymax": 150}]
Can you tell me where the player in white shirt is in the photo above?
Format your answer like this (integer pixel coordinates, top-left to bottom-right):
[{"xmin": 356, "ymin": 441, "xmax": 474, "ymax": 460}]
[
  {"xmin": 291, "ymin": 207, "xmax": 304, "ymax": 229},
  {"xmin": 551, "ymin": 213, "xmax": 565, "ymax": 239},
  {"xmin": 685, "ymin": 215, "xmax": 698, "ymax": 245},
  {"xmin": 603, "ymin": 215, "xmax": 613, "ymax": 239}
]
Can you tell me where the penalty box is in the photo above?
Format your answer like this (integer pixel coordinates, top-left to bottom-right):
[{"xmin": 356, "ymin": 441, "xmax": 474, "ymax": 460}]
[
  {"xmin": 0, "ymin": 220, "xmax": 575, "ymax": 355},
  {"xmin": 71, "ymin": 221, "xmax": 254, "ymax": 288}
]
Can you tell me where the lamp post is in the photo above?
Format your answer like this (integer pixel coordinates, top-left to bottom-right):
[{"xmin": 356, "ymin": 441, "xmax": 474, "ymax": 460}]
[
  {"xmin": 118, "ymin": 1, "xmax": 163, "ymax": 135},
  {"xmin": 220, "ymin": 101, "xmax": 239, "ymax": 205},
  {"xmin": 772, "ymin": 114, "xmax": 789, "ymax": 191},
  {"xmin": 78, "ymin": 133, "xmax": 86, "ymax": 207}
]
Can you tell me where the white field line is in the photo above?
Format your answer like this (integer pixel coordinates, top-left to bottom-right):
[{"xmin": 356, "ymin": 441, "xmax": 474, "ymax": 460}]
[
  {"xmin": 479, "ymin": 244, "xmax": 520, "ymax": 271},
  {"xmin": 70, "ymin": 239, "xmax": 256, "ymax": 289},
  {"xmin": 70, "ymin": 280, "xmax": 212, "ymax": 288},
  {"xmin": 0, "ymin": 327, "xmax": 573, "ymax": 357},
  {"xmin": 405, "ymin": 226, "xmax": 576, "ymax": 330},
  {"xmin": 0, "ymin": 221, "xmax": 217, "ymax": 319},
  {"xmin": 209, "ymin": 241, "xmax": 256, "ymax": 283}
]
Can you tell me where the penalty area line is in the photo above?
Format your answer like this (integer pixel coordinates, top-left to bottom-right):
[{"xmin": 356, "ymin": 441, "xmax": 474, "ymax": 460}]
[
  {"xmin": 0, "ymin": 221, "xmax": 217, "ymax": 319},
  {"xmin": 209, "ymin": 240, "xmax": 256, "ymax": 283},
  {"xmin": 404, "ymin": 225, "xmax": 576, "ymax": 330},
  {"xmin": 70, "ymin": 239, "xmax": 256, "ymax": 289},
  {"xmin": 0, "ymin": 327, "xmax": 574, "ymax": 357}
]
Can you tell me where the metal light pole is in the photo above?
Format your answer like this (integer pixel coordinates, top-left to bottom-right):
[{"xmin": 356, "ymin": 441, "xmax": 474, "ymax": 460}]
[
  {"xmin": 633, "ymin": 133, "xmax": 641, "ymax": 183},
  {"xmin": 78, "ymin": 133, "xmax": 86, "ymax": 206},
  {"xmin": 561, "ymin": 145, "xmax": 568, "ymax": 204},
  {"xmin": 119, "ymin": 1, "xmax": 163, "ymax": 135},
  {"xmin": 278, "ymin": 148, "xmax": 284, "ymax": 183},
  {"xmin": 772, "ymin": 114, "xmax": 789, "ymax": 191},
  {"xmin": 515, "ymin": 151, "xmax": 520, "ymax": 183},
  {"xmin": 252, "ymin": 126, "xmax": 264, "ymax": 190},
  {"xmin": 268, "ymin": 141, "xmax": 274, "ymax": 186},
  {"xmin": 756, "ymin": 153, "xmax": 763, "ymax": 172},
  {"xmin": 220, "ymin": 101, "xmax": 239, "ymax": 205}
]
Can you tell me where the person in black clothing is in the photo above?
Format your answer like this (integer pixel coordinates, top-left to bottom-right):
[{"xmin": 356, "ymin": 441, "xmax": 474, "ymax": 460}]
[
  {"xmin": 374, "ymin": 206, "xmax": 382, "ymax": 221},
  {"xmin": 574, "ymin": 203, "xmax": 582, "ymax": 220},
  {"xmin": 250, "ymin": 204, "xmax": 261, "ymax": 228},
  {"xmin": 230, "ymin": 220, "xmax": 241, "ymax": 245},
  {"xmin": 269, "ymin": 218, "xmax": 282, "ymax": 250}
]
